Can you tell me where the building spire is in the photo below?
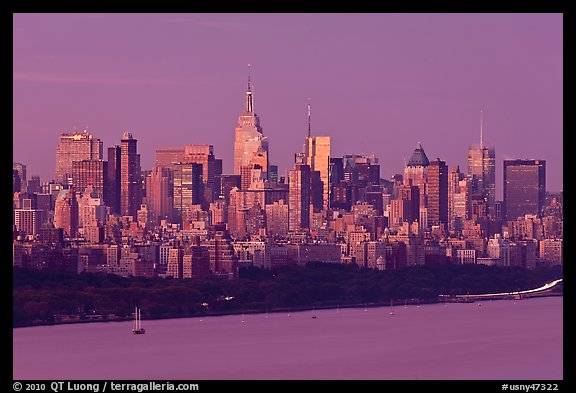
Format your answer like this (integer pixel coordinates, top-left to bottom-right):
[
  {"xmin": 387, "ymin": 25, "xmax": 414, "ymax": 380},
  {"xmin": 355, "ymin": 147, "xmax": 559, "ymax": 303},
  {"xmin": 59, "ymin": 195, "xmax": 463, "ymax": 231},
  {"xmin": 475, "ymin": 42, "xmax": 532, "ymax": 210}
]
[
  {"xmin": 307, "ymin": 98, "xmax": 311, "ymax": 138},
  {"xmin": 248, "ymin": 63, "xmax": 251, "ymax": 92},
  {"xmin": 246, "ymin": 63, "xmax": 254, "ymax": 113}
]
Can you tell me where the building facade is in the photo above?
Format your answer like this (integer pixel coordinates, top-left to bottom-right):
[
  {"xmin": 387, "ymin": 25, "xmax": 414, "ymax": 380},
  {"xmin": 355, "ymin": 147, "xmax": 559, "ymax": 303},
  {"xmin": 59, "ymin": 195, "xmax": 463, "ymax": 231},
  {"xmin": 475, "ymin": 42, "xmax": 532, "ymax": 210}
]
[
  {"xmin": 120, "ymin": 132, "xmax": 142, "ymax": 219},
  {"xmin": 503, "ymin": 159, "xmax": 546, "ymax": 221},
  {"xmin": 55, "ymin": 130, "xmax": 103, "ymax": 185}
]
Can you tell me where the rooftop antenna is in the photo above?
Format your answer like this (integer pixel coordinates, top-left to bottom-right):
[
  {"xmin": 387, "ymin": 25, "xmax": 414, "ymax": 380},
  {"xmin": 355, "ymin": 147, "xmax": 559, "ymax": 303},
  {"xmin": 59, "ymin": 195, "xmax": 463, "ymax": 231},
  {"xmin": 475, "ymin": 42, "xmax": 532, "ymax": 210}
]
[
  {"xmin": 246, "ymin": 64, "xmax": 254, "ymax": 113},
  {"xmin": 307, "ymin": 97, "xmax": 311, "ymax": 138},
  {"xmin": 247, "ymin": 63, "xmax": 251, "ymax": 91}
]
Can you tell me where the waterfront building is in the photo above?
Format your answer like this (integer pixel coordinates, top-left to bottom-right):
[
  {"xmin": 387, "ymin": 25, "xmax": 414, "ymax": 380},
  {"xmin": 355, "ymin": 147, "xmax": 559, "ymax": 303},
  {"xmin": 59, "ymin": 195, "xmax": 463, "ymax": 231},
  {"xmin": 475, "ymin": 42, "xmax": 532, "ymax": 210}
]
[
  {"xmin": 207, "ymin": 231, "xmax": 238, "ymax": 277},
  {"xmin": 539, "ymin": 238, "xmax": 562, "ymax": 265},
  {"xmin": 183, "ymin": 245, "xmax": 211, "ymax": 278}
]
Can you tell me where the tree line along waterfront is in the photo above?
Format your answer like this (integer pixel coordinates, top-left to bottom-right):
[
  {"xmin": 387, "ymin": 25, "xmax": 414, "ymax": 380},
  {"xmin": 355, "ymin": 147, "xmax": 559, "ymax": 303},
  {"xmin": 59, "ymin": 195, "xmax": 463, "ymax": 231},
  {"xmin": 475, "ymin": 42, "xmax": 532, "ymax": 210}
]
[{"xmin": 13, "ymin": 263, "xmax": 563, "ymax": 328}]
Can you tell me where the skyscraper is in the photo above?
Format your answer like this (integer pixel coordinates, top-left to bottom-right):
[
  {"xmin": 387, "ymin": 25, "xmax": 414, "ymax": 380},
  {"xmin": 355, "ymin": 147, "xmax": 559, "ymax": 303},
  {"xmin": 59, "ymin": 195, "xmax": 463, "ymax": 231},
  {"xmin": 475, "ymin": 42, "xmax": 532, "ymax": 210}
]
[
  {"xmin": 146, "ymin": 165, "xmax": 174, "ymax": 223},
  {"xmin": 448, "ymin": 166, "xmax": 470, "ymax": 233},
  {"xmin": 467, "ymin": 111, "xmax": 496, "ymax": 218},
  {"xmin": 13, "ymin": 163, "xmax": 27, "ymax": 192},
  {"xmin": 71, "ymin": 159, "xmax": 108, "ymax": 201},
  {"xmin": 427, "ymin": 158, "xmax": 448, "ymax": 228},
  {"xmin": 184, "ymin": 145, "xmax": 219, "ymax": 202},
  {"xmin": 120, "ymin": 132, "xmax": 141, "ymax": 219},
  {"xmin": 503, "ymin": 159, "xmax": 546, "ymax": 220},
  {"xmin": 233, "ymin": 65, "xmax": 269, "ymax": 176},
  {"xmin": 54, "ymin": 188, "xmax": 78, "ymax": 238},
  {"xmin": 172, "ymin": 162, "xmax": 203, "ymax": 224},
  {"xmin": 156, "ymin": 145, "xmax": 222, "ymax": 205},
  {"xmin": 55, "ymin": 130, "xmax": 103, "ymax": 185},
  {"xmin": 404, "ymin": 142, "xmax": 430, "ymax": 210},
  {"xmin": 304, "ymin": 102, "xmax": 331, "ymax": 210},
  {"xmin": 107, "ymin": 146, "xmax": 121, "ymax": 215},
  {"xmin": 288, "ymin": 163, "xmax": 311, "ymax": 231}
]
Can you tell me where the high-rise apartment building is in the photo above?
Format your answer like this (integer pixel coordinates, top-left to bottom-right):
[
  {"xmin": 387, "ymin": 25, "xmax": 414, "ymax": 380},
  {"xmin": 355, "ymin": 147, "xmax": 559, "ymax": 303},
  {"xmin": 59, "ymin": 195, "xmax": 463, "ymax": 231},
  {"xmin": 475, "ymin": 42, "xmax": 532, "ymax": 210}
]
[
  {"xmin": 207, "ymin": 231, "xmax": 238, "ymax": 276},
  {"xmin": 14, "ymin": 208, "xmax": 43, "ymax": 237},
  {"xmin": 55, "ymin": 130, "xmax": 103, "ymax": 185},
  {"xmin": 503, "ymin": 159, "xmax": 546, "ymax": 220},
  {"xmin": 233, "ymin": 66, "xmax": 269, "ymax": 176},
  {"xmin": 265, "ymin": 199, "xmax": 289, "ymax": 237},
  {"xmin": 120, "ymin": 132, "xmax": 141, "ymax": 219}
]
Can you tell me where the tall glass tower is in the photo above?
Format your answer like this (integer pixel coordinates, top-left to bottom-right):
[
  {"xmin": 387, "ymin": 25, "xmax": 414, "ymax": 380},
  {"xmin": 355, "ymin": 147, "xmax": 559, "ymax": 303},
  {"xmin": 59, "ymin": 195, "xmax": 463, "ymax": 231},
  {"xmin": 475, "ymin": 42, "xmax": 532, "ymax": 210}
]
[{"xmin": 467, "ymin": 111, "xmax": 496, "ymax": 218}]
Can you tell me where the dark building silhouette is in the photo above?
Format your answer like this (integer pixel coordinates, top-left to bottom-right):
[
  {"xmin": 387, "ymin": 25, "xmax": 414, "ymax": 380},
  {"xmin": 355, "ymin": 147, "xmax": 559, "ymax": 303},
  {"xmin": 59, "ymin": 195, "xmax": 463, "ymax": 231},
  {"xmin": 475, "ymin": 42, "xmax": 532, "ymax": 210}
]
[
  {"xmin": 503, "ymin": 159, "xmax": 546, "ymax": 220},
  {"xmin": 120, "ymin": 132, "xmax": 141, "ymax": 219},
  {"xmin": 427, "ymin": 158, "xmax": 448, "ymax": 228},
  {"xmin": 107, "ymin": 145, "xmax": 121, "ymax": 214},
  {"xmin": 72, "ymin": 159, "xmax": 108, "ymax": 200}
]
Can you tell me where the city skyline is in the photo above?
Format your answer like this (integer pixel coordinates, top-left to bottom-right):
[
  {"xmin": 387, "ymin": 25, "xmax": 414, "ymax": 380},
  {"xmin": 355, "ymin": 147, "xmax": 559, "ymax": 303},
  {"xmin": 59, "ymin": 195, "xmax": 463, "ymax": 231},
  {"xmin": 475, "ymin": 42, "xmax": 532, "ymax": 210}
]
[{"xmin": 13, "ymin": 13, "xmax": 563, "ymax": 198}]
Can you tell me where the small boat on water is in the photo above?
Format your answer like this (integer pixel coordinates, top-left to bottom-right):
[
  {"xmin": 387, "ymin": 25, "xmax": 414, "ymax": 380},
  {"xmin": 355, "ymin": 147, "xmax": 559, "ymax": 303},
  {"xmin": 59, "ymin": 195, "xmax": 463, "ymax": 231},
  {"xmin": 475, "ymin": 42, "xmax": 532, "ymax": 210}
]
[{"xmin": 132, "ymin": 307, "xmax": 145, "ymax": 335}]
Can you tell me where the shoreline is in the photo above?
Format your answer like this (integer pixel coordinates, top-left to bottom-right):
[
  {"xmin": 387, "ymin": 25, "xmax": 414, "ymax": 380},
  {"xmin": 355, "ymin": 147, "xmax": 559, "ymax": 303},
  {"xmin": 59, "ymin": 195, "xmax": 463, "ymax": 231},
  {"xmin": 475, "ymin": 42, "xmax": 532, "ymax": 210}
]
[{"xmin": 13, "ymin": 292, "xmax": 562, "ymax": 329}]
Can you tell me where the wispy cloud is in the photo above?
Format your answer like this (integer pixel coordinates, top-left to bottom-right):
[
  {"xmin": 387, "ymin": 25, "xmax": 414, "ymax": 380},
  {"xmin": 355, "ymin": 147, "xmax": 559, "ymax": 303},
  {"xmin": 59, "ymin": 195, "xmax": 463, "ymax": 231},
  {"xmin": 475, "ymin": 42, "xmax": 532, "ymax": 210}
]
[{"xmin": 13, "ymin": 72, "xmax": 198, "ymax": 86}]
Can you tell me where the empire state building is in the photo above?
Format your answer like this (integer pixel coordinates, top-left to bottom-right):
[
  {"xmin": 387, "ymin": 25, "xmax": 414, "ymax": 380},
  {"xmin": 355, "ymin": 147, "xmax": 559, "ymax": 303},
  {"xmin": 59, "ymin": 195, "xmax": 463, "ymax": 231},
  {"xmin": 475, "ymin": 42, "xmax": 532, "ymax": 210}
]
[{"xmin": 233, "ymin": 65, "xmax": 269, "ymax": 176}]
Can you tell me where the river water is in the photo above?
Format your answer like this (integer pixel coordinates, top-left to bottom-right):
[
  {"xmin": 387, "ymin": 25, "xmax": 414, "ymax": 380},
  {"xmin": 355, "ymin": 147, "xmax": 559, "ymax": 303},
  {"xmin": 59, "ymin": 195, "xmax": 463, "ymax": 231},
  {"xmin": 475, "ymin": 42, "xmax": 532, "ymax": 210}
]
[{"xmin": 13, "ymin": 296, "xmax": 562, "ymax": 380}]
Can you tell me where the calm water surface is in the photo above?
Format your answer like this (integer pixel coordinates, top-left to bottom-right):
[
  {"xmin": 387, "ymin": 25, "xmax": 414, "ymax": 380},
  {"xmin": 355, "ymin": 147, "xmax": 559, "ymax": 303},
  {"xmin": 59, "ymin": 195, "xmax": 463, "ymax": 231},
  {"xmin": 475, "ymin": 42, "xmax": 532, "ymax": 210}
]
[{"xmin": 13, "ymin": 296, "xmax": 563, "ymax": 380}]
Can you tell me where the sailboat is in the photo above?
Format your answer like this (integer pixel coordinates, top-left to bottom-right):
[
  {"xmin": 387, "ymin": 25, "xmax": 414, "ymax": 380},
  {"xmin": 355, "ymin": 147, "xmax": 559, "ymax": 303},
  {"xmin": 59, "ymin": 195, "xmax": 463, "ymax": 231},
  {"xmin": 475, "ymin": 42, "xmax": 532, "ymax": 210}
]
[{"xmin": 132, "ymin": 306, "xmax": 146, "ymax": 334}]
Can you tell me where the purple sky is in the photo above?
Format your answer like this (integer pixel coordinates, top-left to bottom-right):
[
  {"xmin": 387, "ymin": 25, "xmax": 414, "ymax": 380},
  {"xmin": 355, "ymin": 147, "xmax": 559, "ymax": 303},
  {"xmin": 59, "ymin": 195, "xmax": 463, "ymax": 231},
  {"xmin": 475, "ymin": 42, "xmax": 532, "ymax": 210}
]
[{"xmin": 13, "ymin": 13, "xmax": 563, "ymax": 198}]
